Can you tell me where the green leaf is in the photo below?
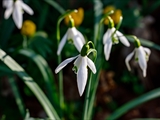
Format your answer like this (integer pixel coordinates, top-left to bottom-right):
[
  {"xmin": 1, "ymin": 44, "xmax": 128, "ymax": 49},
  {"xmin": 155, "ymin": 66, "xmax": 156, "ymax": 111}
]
[
  {"xmin": 44, "ymin": 0, "xmax": 65, "ymax": 14},
  {"xmin": 8, "ymin": 77, "xmax": 26, "ymax": 118},
  {"xmin": 38, "ymin": 4, "xmax": 49, "ymax": 30},
  {"xmin": 106, "ymin": 87, "xmax": 160, "ymax": 120},
  {"xmin": 18, "ymin": 49, "xmax": 59, "ymax": 109},
  {"xmin": 0, "ymin": 49, "xmax": 60, "ymax": 120}
]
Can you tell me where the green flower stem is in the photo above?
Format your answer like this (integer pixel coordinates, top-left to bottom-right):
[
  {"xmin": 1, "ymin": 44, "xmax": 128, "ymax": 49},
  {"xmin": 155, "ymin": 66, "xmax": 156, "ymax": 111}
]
[
  {"xmin": 111, "ymin": 16, "xmax": 123, "ymax": 38},
  {"xmin": 56, "ymin": 19, "xmax": 64, "ymax": 119},
  {"xmin": 82, "ymin": 72, "xmax": 93, "ymax": 120},
  {"xmin": 87, "ymin": 43, "xmax": 104, "ymax": 119},
  {"xmin": 56, "ymin": 9, "xmax": 77, "ymax": 118},
  {"xmin": 0, "ymin": 49, "xmax": 60, "ymax": 120},
  {"xmin": 22, "ymin": 35, "xmax": 28, "ymax": 48},
  {"xmin": 82, "ymin": 45, "xmax": 97, "ymax": 120},
  {"xmin": 116, "ymin": 16, "xmax": 123, "ymax": 30},
  {"xmin": 87, "ymin": 0, "xmax": 104, "ymax": 119}
]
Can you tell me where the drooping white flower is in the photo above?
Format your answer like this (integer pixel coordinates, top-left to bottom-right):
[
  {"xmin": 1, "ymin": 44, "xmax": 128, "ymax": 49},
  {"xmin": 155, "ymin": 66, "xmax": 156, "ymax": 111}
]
[
  {"xmin": 57, "ymin": 27, "xmax": 86, "ymax": 55},
  {"xmin": 103, "ymin": 27, "xmax": 130, "ymax": 60},
  {"xmin": 125, "ymin": 46, "xmax": 151, "ymax": 77},
  {"xmin": 3, "ymin": 0, "xmax": 34, "ymax": 29},
  {"xmin": 55, "ymin": 54, "xmax": 96, "ymax": 96}
]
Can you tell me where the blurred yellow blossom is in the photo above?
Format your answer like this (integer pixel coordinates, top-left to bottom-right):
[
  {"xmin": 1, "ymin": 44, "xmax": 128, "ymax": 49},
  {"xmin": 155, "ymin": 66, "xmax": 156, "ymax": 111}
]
[
  {"xmin": 21, "ymin": 20, "xmax": 36, "ymax": 36},
  {"xmin": 64, "ymin": 8, "xmax": 84, "ymax": 27},
  {"xmin": 103, "ymin": 6, "xmax": 122, "ymax": 25}
]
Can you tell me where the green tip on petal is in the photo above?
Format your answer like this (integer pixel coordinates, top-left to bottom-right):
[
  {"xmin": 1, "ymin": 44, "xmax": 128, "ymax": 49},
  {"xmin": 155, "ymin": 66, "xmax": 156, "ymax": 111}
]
[{"xmin": 112, "ymin": 36, "xmax": 119, "ymax": 44}]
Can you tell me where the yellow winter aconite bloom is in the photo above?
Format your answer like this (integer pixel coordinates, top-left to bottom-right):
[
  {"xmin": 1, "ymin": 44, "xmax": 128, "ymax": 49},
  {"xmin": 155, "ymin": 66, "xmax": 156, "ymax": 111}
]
[
  {"xmin": 103, "ymin": 5, "xmax": 116, "ymax": 14},
  {"xmin": 111, "ymin": 9, "xmax": 122, "ymax": 24},
  {"xmin": 103, "ymin": 6, "xmax": 122, "ymax": 25},
  {"xmin": 21, "ymin": 20, "xmax": 36, "ymax": 36},
  {"xmin": 64, "ymin": 8, "xmax": 84, "ymax": 27}
]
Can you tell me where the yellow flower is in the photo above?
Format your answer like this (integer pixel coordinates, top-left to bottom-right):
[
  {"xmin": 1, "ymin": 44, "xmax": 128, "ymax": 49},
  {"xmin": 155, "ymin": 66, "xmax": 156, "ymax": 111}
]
[
  {"xmin": 111, "ymin": 9, "xmax": 122, "ymax": 24},
  {"xmin": 64, "ymin": 8, "xmax": 84, "ymax": 27},
  {"xmin": 103, "ymin": 5, "xmax": 116, "ymax": 14},
  {"xmin": 103, "ymin": 6, "xmax": 122, "ymax": 25},
  {"xmin": 21, "ymin": 20, "xmax": 36, "ymax": 36}
]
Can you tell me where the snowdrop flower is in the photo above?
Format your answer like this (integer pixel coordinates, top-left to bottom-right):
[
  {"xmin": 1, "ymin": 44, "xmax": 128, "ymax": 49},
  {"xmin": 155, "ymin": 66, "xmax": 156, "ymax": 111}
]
[
  {"xmin": 57, "ymin": 17, "xmax": 86, "ymax": 55},
  {"xmin": 103, "ymin": 27, "xmax": 130, "ymax": 61},
  {"xmin": 55, "ymin": 43, "xmax": 96, "ymax": 96},
  {"xmin": 125, "ymin": 38, "xmax": 151, "ymax": 77},
  {"xmin": 102, "ymin": 16, "xmax": 130, "ymax": 61},
  {"xmin": 3, "ymin": 0, "xmax": 34, "ymax": 29}
]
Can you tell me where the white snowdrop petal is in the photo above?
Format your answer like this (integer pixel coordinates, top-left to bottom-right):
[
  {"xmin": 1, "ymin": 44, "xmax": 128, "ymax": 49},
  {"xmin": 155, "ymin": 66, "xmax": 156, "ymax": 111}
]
[
  {"xmin": 125, "ymin": 50, "xmax": 135, "ymax": 71},
  {"xmin": 55, "ymin": 56, "xmax": 78, "ymax": 74},
  {"xmin": 143, "ymin": 68, "xmax": 146, "ymax": 77},
  {"xmin": 103, "ymin": 28, "xmax": 115, "ymax": 44},
  {"xmin": 71, "ymin": 28, "xmax": 84, "ymax": 52},
  {"xmin": 87, "ymin": 57, "xmax": 96, "ymax": 74},
  {"xmin": 67, "ymin": 28, "xmax": 73, "ymax": 40},
  {"xmin": 57, "ymin": 30, "xmax": 68, "ymax": 55},
  {"xmin": 116, "ymin": 31, "xmax": 130, "ymax": 47},
  {"xmin": 143, "ymin": 47, "xmax": 151, "ymax": 56},
  {"xmin": 77, "ymin": 57, "xmax": 88, "ymax": 96},
  {"xmin": 13, "ymin": 1, "xmax": 22, "ymax": 29},
  {"xmin": 76, "ymin": 29, "xmax": 86, "ymax": 44},
  {"xmin": 3, "ymin": 0, "xmax": 13, "ymax": 8},
  {"xmin": 137, "ymin": 46, "xmax": 147, "ymax": 75},
  {"xmin": 21, "ymin": 2, "xmax": 34, "ymax": 15},
  {"xmin": 74, "ymin": 55, "xmax": 82, "ymax": 69},
  {"xmin": 104, "ymin": 39, "xmax": 112, "ymax": 61},
  {"xmin": 4, "ymin": 7, "xmax": 13, "ymax": 19}
]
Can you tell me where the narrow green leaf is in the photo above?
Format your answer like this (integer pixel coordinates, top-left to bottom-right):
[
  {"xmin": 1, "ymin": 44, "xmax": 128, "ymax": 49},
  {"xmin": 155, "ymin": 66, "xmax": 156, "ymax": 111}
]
[
  {"xmin": 106, "ymin": 88, "xmax": 160, "ymax": 120},
  {"xmin": 18, "ymin": 49, "xmax": 59, "ymax": 109},
  {"xmin": 8, "ymin": 77, "xmax": 26, "ymax": 117},
  {"xmin": 0, "ymin": 49, "xmax": 60, "ymax": 120},
  {"xmin": 44, "ymin": 0, "xmax": 65, "ymax": 14},
  {"xmin": 38, "ymin": 4, "xmax": 49, "ymax": 30}
]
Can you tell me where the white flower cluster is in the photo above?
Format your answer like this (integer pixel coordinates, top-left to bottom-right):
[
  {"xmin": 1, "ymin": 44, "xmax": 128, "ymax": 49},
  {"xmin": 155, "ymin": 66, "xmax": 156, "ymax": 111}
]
[
  {"xmin": 103, "ymin": 24, "xmax": 151, "ymax": 77},
  {"xmin": 55, "ymin": 25, "xmax": 96, "ymax": 96},
  {"xmin": 2, "ymin": 1, "xmax": 151, "ymax": 96}
]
